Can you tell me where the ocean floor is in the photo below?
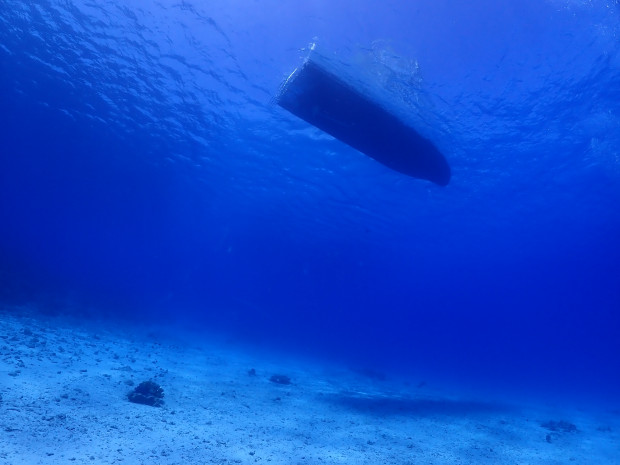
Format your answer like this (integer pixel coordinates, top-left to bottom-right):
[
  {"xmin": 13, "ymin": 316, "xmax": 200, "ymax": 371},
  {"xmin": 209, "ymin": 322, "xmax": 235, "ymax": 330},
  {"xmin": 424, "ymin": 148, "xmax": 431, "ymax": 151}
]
[{"xmin": 1, "ymin": 308, "xmax": 618, "ymax": 465}]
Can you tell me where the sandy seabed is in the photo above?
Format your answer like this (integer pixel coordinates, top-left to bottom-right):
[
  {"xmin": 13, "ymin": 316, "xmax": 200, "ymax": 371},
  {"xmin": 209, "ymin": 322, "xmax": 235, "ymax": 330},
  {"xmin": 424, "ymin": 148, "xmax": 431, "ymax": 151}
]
[{"xmin": 1, "ymin": 308, "xmax": 618, "ymax": 465}]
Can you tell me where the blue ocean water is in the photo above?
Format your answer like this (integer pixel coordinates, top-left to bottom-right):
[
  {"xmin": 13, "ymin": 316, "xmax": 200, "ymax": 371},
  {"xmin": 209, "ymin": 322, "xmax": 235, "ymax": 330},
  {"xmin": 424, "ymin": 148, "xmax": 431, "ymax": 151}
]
[{"xmin": 1, "ymin": 0, "xmax": 619, "ymax": 406}]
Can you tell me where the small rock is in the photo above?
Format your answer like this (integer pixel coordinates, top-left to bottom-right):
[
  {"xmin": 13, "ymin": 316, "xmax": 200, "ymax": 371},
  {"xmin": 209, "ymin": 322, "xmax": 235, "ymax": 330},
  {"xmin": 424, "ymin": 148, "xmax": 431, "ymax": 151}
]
[{"xmin": 127, "ymin": 380, "xmax": 164, "ymax": 407}]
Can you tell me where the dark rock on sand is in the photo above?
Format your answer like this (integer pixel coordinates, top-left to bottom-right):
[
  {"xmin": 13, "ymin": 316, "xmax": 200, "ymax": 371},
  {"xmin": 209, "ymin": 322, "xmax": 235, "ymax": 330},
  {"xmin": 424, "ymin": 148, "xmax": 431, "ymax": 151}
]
[{"xmin": 127, "ymin": 380, "xmax": 164, "ymax": 407}]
